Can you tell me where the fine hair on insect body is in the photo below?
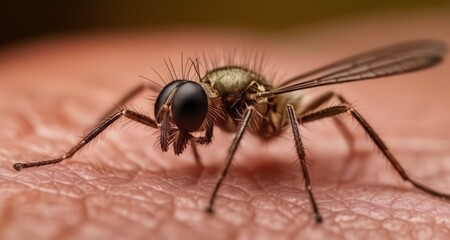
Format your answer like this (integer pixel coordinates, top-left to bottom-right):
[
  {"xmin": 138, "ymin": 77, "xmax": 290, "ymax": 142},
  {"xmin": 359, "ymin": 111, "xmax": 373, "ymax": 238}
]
[{"xmin": 13, "ymin": 40, "xmax": 450, "ymax": 223}]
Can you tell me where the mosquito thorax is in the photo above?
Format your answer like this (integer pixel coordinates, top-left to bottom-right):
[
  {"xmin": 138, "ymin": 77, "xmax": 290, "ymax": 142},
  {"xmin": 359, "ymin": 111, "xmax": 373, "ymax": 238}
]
[
  {"xmin": 201, "ymin": 66, "xmax": 271, "ymax": 104},
  {"xmin": 154, "ymin": 80, "xmax": 208, "ymax": 132}
]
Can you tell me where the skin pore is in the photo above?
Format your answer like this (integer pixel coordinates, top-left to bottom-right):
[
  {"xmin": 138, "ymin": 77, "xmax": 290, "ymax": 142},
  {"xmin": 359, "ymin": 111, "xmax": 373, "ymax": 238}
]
[{"xmin": 1, "ymin": 11, "xmax": 450, "ymax": 240}]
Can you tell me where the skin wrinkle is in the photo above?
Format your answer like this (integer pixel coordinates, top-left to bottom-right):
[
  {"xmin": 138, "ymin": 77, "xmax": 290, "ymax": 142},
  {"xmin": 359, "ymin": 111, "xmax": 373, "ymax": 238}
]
[{"xmin": 2, "ymin": 12, "xmax": 450, "ymax": 240}]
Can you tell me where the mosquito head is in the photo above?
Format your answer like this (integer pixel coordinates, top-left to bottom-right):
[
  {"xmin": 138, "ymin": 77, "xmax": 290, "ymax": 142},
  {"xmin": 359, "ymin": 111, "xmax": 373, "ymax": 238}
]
[{"xmin": 154, "ymin": 80, "xmax": 208, "ymax": 133}]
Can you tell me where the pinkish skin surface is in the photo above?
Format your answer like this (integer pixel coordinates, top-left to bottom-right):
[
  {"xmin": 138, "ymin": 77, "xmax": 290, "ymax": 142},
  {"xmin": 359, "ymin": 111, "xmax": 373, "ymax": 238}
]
[{"xmin": 1, "ymin": 10, "xmax": 450, "ymax": 240}]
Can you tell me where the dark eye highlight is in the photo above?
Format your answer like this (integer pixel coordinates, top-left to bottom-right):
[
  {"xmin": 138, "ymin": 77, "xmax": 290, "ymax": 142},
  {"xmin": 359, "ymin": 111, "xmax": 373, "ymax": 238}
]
[{"xmin": 171, "ymin": 81, "xmax": 208, "ymax": 132}]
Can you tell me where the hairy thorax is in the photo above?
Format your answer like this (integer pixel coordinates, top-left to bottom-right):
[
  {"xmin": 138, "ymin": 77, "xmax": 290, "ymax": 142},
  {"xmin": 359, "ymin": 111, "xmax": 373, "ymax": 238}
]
[{"xmin": 200, "ymin": 66, "xmax": 301, "ymax": 139}]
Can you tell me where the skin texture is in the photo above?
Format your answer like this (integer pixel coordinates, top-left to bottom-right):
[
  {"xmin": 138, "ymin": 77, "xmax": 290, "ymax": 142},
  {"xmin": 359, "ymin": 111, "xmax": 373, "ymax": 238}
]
[{"xmin": 1, "ymin": 10, "xmax": 450, "ymax": 240}]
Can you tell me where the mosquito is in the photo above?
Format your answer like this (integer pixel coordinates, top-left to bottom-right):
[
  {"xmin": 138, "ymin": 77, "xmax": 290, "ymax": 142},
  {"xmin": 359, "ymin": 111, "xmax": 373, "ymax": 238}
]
[{"xmin": 13, "ymin": 40, "xmax": 450, "ymax": 223}]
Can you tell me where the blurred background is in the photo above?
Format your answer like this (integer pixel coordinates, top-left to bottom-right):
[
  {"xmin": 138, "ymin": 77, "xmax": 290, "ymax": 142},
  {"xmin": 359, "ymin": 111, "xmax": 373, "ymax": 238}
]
[{"xmin": 2, "ymin": 0, "xmax": 450, "ymax": 49}]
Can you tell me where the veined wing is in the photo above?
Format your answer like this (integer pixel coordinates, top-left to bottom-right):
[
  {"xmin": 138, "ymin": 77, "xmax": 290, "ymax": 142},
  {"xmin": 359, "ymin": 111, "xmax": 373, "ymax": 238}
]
[{"xmin": 257, "ymin": 40, "xmax": 446, "ymax": 98}]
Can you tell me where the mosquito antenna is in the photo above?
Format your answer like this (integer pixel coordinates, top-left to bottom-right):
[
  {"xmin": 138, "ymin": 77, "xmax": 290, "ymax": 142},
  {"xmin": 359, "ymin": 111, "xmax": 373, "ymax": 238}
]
[
  {"xmin": 163, "ymin": 58, "xmax": 175, "ymax": 81},
  {"xmin": 168, "ymin": 57, "xmax": 178, "ymax": 80},
  {"xmin": 189, "ymin": 57, "xmax": 202, "ymax": 80},
  {"xmin": 184, "ymin": 53, "xmax": 193, "ymax": 80},
  {"xmin": 201, "ymin": 51, "xmax": 208, "ymax": 71},
  {"xmin": 181, "ymin": 52, "xmax": 185, "ymax": 79},
  {"xmin": 150, "ymin": 67, "xmax": 166, "ymax": 85},
  {"xmin": 138, "ymin": 75, "xmax": 163, "ymax": 92},
  {"xmin": 186, "ymin": 57, "xmax": 195, "ymax": 80}
]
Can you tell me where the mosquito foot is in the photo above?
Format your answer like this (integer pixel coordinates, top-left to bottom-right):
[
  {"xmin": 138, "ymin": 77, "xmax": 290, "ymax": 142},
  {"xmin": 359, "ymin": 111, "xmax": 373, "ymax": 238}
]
[
  {"xmin": 314, "ymin": 214, "xmax": 323, "ymax": 224},
  {"xmin": 205, "ymin": 206, "xmax": 214, "ymax": 214},
  {"xmin": 13, "ymin": 163, "xmax": 24, "ymax": 172}
]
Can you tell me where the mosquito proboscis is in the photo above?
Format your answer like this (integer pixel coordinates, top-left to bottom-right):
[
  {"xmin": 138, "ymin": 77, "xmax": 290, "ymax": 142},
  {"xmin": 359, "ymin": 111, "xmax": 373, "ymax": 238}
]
[{"xmin": 13, "ymin": 40, "xmax": 449, "ymax": 223}]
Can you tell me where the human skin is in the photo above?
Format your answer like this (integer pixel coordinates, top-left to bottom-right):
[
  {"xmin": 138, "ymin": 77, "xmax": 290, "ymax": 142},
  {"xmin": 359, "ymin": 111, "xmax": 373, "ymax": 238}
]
[{"xmin": 1, "ymin": 11, "xmax": 450, "ymax": 240}]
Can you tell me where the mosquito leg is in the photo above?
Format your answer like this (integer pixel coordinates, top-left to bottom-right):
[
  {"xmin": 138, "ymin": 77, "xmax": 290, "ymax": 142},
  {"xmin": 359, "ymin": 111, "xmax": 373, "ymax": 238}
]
[
  {"xmin": 191, "ymin": 125, "xmax": 214, "ymax": 166},
  {"xmin": 13, "ymin": 109, "xmax": 157, "ymax": 171},
  {"xmin": 297, "ymin": 91, "xmax": 334, "ymax": 115},
  {"xmin": 298, "ymin": 91, "xmax": 356, "ymax": 183},
  {"xmin": 287, "ymin": 104, "xmax": 323, "ymax": 223},
  {"xmin": 298, "ymin": 91, "xmax": 355, "ymax": 150},
  {"xmin": 190, "ymin": 140, "xmax": 203, "ymax": 167},
  {"xmin": 332, "ymin": 116, "xmax": 360, "ymax": 184},
  {"xmin": 206, "ymin": 107, "xmax": 254, "ymax": 213},
  {"xmin": 300, "ymin": 104, "xmax": 450, "ymax": 199},
  {"xmin": 333, "ymin": 94, "xmax": 361, "ymax": 182}
]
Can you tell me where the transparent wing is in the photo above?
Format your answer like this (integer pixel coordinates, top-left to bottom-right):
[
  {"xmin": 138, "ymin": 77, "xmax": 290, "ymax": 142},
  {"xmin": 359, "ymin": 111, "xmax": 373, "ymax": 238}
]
[{"xmin": 259, "ymin": 40, "xmax": 446, "ymax": 97}]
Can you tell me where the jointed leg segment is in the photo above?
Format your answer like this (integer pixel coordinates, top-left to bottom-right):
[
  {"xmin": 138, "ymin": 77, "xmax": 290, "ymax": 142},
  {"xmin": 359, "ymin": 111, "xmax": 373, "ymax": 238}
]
[
  {"xmin": 103, "ymin": 83, "xmax": 208, "ymax": 165},
  {"xmin": 286, "ymin": 104, "xmax": 323, "ymax": 223},
  {"xmin": 13, "ymin": 109, "xmax": 157, "ymax": 171},
  {"xmin": 300, "ymin": 100, "xmax": 450, "ymax": 199},
  {"xmin": 206, "ymin": 107, "xmax": 254, "ymax": 213},
  {"xmin": 298, "ymin": 91, "xmax": 355, "ymax": 150},
  {"xmin": 190, "ymin": 140, "xmax": 203, "ymax": 167}
]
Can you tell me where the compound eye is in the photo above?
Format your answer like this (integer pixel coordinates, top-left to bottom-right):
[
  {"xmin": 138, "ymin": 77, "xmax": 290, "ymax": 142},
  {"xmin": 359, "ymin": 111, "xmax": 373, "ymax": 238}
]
[
  {"xmin": 172, "ymin": 82, "xmax": 208, "ymax": 132},
  {"xmin": 154, "ymin": 80, "xmax": 184, "ymax": 120}
]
